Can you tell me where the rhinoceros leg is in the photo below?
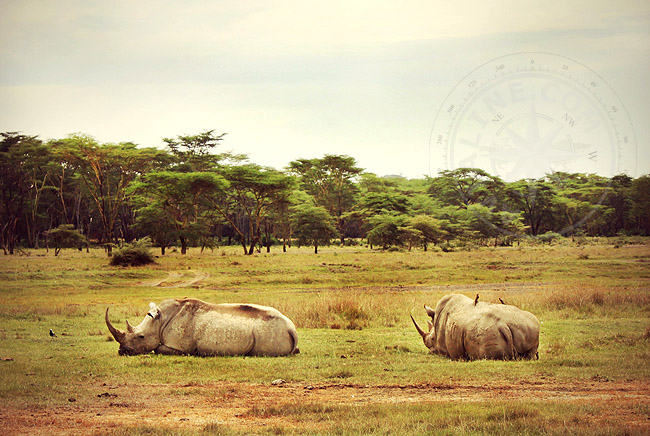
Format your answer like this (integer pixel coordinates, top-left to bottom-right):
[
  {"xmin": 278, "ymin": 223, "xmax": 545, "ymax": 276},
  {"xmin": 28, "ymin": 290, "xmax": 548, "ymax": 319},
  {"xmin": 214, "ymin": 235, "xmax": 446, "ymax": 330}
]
[{"xmin": 154, "ymin": 344, "xmax": 185, "ymax": 355}]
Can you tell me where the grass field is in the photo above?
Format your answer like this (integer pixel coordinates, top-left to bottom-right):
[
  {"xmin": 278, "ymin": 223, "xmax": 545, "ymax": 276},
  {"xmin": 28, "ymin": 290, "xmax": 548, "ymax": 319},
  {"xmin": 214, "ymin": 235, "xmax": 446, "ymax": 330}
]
[{"xmin": 0, "ymin": 239, "xmax": 649, "ymax": 435}]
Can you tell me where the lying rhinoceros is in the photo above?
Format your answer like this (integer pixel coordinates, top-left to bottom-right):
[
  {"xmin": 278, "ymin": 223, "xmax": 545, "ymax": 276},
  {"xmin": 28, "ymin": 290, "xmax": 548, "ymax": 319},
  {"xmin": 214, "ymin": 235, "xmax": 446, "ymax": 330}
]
[
  {"xmin": 411, "ymin": 293, "xmax": 539, "ymax": 360},
  {"xmin": 106, "ymin": 298, "xmax": 298, "ymax": 357}
]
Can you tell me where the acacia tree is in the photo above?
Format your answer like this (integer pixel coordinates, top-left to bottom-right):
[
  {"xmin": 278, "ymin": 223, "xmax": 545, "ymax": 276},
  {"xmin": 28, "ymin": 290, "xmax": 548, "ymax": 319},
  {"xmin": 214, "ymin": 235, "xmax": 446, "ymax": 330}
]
[
  {"xmin": 130, "ymin": 171, "xmax": 228, "ymax": 254},
  {"xmin": 464, "ymin": 204, "xmax": 525, "ymax": 246},
  {"xmin": 407, "ymin": 215, "xmax": 446, "ymax": 251},
  {"xmin": 53, "ymin": 135, "xmax": 167, "ymax": 255},
  {"xmin": 22, "ymin": 142, "xmax": 57, "ymax": 249},
  {"xmin": 289, "ymin": 155, "xmax": 361, "ymax": 245},
  {"xmin": 0, "ymin": 132, "xmax": 44, "ymax": 254},
  {"xmin": 629, "ymin": 175, "xmax": 650, "ymax": 235},
  {"xmin": 505, "ymin": 179, "xmax": 556, "ymax": 236},
  {"xmin": 603, "ymin": 174, "xmax": 633, "ymax": 236},
  {"xmin": 208, "ymin": 164, "xmax": 294, "ymax": 254},
  {"xmin": 365, "ymin": 213, "xmax": 406, "ymax": 249},
  {"xmin": 163, "ymin": 130, "xmax": 242, "ymax": 172},
  {"xmin": 547, "ymin": 172, "xmax": 612, "ymax": 238},
  {"xmin": 291, "ymin": 203, "xmax": 338, "ymax": 254},
  {"xmin": 131, "ymin": 205, "xmax": 177, "ymax": 255},
  {"xmin": 45, "ymin": 224, "xmax": 87, "ymax": 256},
  {"xmin": 428, "ymin": 168, "xmax": 505, "ymax": 207}
]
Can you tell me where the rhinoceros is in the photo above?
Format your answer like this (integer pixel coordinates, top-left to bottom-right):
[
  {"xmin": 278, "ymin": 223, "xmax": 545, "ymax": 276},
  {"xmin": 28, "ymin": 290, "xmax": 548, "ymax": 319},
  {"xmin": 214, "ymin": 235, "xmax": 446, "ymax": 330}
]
[
  {"xmin": 106, "ymin": 298, "xmax": 298, "ymax": 357},
  {"xmin": 410, "ymin": 293, "xmax": 539, "ymax": 360}
]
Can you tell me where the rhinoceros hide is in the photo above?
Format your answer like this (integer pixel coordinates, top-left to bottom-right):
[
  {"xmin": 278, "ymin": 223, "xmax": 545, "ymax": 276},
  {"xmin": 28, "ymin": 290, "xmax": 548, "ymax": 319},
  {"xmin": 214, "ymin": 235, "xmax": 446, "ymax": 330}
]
[
  {"xmin": 411, "ymin": 293, "xmax": 539, "ymax": 360},
  {"xmin": 106, "ymin": 298, "xmax": 298, "ymax": 357}
]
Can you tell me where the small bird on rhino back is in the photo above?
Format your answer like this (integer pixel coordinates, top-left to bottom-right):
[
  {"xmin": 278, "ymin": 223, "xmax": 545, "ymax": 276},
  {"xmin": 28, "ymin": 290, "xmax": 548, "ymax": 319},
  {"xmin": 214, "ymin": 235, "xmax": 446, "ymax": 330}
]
[{"xmin": 411, "ymin": 293, "xmax": 540, "ymax": 360}]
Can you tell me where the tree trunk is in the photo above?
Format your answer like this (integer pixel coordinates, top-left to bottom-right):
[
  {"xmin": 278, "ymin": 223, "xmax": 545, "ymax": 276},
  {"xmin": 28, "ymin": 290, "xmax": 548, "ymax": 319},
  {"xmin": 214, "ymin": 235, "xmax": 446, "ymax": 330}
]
[
  {"xmin": 180, "ymin": 236, "xmax": 187, "ymax": 255},
  {"xmin": 314, "ymin": 244, "xmax": 318, "ymax": 254}
]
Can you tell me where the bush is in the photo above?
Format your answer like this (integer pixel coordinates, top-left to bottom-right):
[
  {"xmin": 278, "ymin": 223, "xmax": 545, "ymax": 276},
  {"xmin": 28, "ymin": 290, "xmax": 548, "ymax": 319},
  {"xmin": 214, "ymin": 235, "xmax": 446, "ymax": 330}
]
[
  {"xmin": 536, "ymin": 231, "xmax": 563, "ymax": 245},
  {"xmin": 110, "ymin": 238, "xmax": 155, "ymax": 267},
  {"xmin": 45, "ymin": 224, "xmax": 87, "ymax": 256}
]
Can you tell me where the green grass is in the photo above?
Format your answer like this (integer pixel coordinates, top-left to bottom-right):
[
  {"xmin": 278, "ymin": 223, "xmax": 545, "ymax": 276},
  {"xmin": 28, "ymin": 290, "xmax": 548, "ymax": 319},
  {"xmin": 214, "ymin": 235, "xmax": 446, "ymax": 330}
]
[{"xmin": 0, "ymin": 239, "xmax": 649, "ymax": 434}]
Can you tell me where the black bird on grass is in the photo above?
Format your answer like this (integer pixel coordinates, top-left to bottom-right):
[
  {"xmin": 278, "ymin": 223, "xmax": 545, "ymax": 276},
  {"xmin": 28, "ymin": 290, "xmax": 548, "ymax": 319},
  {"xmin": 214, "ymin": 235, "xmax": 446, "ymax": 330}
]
[{"xmin": 49, "ymin": 329, "xmax": 57, "ymax": 338}]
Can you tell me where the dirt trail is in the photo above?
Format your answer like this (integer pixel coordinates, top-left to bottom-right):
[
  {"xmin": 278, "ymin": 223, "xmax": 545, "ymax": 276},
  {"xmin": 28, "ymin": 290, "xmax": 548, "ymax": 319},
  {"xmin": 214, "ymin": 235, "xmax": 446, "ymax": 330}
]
[
  {"xmin": 141, "ymin": 270, "xmax": 210, "ymax": 288},
  {"xmin": 2, "ymin": 380, "xmax": 649, "ymax": 435}
]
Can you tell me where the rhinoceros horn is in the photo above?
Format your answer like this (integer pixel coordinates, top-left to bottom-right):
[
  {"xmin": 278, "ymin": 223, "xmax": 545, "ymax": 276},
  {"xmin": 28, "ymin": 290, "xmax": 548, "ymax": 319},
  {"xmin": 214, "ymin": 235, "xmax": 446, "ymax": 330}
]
[
  {"xmin": 410, "ymin": 314, "xmax": 427, "ymax": 340},
  {"xmin": 105, "ymin": 308, "xmax": 125, "ymax": 343},
  {"xmin": 125, "ymin": 320, "xmax": 135, "ymax": 333}
]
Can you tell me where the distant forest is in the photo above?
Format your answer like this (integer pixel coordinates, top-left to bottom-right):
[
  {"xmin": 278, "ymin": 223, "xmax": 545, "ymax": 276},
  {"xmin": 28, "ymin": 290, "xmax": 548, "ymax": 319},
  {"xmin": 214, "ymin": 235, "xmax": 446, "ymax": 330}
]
[{"xmin": 1, "ymin": 130, "xmax": 649, "ymax": 255}]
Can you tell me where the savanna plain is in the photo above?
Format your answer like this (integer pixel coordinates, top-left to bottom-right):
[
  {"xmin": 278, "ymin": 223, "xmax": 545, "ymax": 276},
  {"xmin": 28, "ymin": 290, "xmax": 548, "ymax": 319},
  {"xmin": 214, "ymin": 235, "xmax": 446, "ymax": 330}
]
[{"xmin": 1, "ymin": 239, "xmax": 649, "ymax": 435}]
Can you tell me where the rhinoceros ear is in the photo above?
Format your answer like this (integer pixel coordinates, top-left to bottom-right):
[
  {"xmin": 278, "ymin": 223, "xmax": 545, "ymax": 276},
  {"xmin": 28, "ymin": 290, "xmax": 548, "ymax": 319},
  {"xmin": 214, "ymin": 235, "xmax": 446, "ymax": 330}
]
[
  {"xmin": 424, "ymin": 305, "xmax": 436, "ymax": 320},
  {"xmin": 147, "ymin": 303, "xmax": 161, "ymax": 320}
]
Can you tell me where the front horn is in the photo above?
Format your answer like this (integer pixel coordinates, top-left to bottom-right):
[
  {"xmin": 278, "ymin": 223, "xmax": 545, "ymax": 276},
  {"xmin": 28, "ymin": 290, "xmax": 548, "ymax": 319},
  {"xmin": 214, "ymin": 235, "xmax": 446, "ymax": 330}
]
[
  {"xmin": 410, "ymin": 314, "xmax": 427, "ymax": 340},
  {"xmin": 105, "ymin": 308, "xmax": 125, "ymax": 343}
]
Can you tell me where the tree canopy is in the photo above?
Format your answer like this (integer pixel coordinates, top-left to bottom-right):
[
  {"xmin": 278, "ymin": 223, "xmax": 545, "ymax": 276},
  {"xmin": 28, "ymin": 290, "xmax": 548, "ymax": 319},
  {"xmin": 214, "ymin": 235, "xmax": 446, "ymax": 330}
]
[{"xmin": 2, "ymin": 129, "xmax": 648, "ymax": 256}]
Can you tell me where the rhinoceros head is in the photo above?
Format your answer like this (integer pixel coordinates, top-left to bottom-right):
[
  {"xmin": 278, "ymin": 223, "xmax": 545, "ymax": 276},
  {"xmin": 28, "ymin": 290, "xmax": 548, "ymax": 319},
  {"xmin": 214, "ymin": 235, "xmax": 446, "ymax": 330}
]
[
  {"xmin": 410, "ymin": 305, "xmax": 437, "ymax": 351},
  {"xmin": 106, "ymin": 303, "xmax": 163, "ymax": 355}
]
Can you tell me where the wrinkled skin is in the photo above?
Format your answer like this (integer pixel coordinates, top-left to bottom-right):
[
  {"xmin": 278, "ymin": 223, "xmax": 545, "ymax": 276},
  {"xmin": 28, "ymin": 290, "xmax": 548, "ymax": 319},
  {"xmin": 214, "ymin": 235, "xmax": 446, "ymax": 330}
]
[
  {"xmin": 106, "ymin": 298, "xmax": 298, "ymax": 357},
  {"xmin": 105, "ymin": 302, "xmax": 163, "ymax": 355},
  {"xmin": 411, "ymin": 294, "xmax": 540, "ymax": 360}
]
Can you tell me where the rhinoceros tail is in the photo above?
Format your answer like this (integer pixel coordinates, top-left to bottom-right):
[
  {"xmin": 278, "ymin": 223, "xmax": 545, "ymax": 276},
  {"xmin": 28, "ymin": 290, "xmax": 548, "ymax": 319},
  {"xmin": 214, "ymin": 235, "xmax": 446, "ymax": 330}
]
[
  {"xmin": 289, "ymin": 329, "xmax": 299, "ymax": 355},
  {"xmin": 499, "ymin": 325, "xmax": 516, "ymax": 360}
]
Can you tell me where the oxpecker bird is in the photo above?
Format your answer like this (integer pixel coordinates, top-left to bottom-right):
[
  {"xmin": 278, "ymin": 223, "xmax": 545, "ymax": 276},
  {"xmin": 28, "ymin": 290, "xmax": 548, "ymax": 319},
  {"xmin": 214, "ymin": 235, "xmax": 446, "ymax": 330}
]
[
  {"xmin": 499, "ymin": 297, "xmax": 505, "ymax": 305},
  {"xmin": 474, "ymin": 294, "xmax": 479, "ymax": 306}
]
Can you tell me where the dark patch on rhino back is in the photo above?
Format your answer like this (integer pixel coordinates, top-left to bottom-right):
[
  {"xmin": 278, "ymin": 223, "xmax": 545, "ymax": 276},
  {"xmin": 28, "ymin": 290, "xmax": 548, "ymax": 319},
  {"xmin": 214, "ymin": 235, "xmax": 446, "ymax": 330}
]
[
  {"xmin": 233, "ymin": 304, "xmax": 274, "ymax": 321},
  {"xmin": 175, "ymin": 298, "xmax": 276, "ymax": 321}
]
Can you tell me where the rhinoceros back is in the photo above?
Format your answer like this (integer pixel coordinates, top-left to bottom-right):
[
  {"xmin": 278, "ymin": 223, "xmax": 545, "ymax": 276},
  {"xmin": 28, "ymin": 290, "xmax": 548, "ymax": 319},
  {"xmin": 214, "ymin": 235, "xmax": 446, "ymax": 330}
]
[
  {"xmin": 159, "ymin": 299, "xmax": 297, "ymax": 357},
  {"xmin": 433, "ymin": 294, "xmax": 539, "ymax": 360}
]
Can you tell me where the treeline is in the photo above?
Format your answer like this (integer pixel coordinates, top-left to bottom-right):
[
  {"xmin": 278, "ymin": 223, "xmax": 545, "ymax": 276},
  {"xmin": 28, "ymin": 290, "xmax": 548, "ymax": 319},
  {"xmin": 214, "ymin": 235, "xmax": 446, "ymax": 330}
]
[{"xmin": 1, "ymin": 130, "xmax": 649, "ymax": 255}]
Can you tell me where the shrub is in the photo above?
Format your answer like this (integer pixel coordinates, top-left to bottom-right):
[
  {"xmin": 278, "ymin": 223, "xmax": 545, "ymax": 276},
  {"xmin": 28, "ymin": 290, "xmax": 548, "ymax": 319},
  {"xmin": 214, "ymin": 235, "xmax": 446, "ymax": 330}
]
[
  {"xmin": 45, "ymin": 224, "xmax": 87, "ymax": 256},
  {"xmin": 537, "ymin": 231, "xmax": 562, "ymax": 245},
  {"xmin": 110, "ymin": 238, "xmax": 155, "ymax": 267}
]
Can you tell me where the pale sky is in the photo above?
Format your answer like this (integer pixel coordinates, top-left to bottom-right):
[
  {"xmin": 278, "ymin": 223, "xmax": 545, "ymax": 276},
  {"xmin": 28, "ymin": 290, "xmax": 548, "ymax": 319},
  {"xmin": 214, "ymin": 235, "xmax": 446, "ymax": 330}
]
[{"xmin": 1, "ymin": 0, "xmax": 648, "ymax": 180}]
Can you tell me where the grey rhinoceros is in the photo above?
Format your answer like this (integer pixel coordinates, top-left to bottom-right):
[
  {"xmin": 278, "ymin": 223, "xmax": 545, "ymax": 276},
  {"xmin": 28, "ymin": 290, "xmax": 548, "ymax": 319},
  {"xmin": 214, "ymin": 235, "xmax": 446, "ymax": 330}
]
[
  {"xmin": 106, "ymin": 298, "xmax": 298, "ymax": 357},
  {"xmin": 411, "ymin": 293, "xmax": 539, "ymax": 360}
]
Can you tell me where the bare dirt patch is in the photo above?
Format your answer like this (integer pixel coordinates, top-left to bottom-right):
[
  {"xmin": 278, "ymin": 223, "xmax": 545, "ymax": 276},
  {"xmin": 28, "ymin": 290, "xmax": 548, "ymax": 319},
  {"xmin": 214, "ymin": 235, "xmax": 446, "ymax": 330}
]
[
  {"xmin": 2, "ymin": 380, "xmax": 648, "ymax": 435},
  {"xmin": 141, "ymin": 270, "xmax": 210, "ymax": 288}
]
